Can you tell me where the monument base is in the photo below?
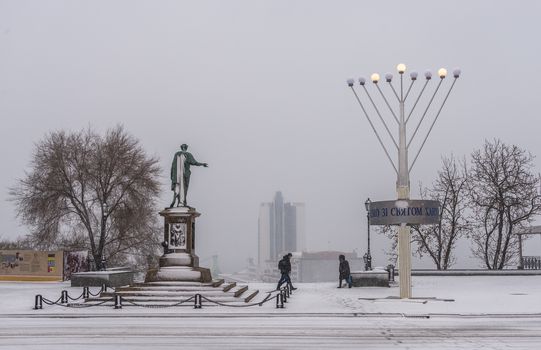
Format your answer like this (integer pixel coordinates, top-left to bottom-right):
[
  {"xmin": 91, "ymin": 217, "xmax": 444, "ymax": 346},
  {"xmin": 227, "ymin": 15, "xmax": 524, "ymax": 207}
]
[
  {"xmin": 144, "ymin": 206, "xmax": 212, "ymax": 283},
  {"xmin": 145, "ymin": 266, "xmax": 212, "ymax": 282},
  {"xmin": 159, "ymin": 252, "xmax": 199, "ymax": 267}
]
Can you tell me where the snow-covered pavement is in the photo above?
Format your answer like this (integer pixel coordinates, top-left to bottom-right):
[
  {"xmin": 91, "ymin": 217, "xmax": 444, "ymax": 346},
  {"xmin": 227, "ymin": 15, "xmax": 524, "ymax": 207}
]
[
  {"xmin": 1, "ymin": 276, "xmax": 540, "ymax": 349},
  {"xmin": 2, "ymin": 315, "xmax": 540, "ymax": 349}
]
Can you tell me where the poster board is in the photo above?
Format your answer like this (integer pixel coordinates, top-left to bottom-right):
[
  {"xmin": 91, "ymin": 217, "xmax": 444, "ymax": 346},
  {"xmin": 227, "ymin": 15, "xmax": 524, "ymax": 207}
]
[
  {"xmin": 0, "ymin": 250, "xmax": 64, "ymax": 281},
  {"xmin": 63, "ymin": 250, "xmax": 89, "ymax": 281}
]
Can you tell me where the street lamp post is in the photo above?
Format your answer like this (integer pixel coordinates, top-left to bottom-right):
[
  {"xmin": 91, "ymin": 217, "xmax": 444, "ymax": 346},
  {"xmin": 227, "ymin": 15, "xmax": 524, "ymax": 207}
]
[
  {"xmin": 347, "ymin": 64, "xmax": 460, "ymax": 298},
  {"xmin": 364, "ymin": 198, "xmax": 372, "ymax": 271},
  {"xmin": 100, "ymin": 201, "xmax": 109, "ymax": 271}
]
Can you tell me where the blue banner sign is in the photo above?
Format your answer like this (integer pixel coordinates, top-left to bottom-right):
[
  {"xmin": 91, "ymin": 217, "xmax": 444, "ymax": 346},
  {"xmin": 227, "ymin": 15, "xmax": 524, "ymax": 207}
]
[{"xmin": 368, "ymin": 199, "xmax": 440, "ymax": 225}]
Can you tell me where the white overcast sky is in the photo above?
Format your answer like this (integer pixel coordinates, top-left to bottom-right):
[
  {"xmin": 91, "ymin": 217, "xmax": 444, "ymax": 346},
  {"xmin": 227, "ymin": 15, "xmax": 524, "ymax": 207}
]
[{"xmin": 1, "ymin": 0, "xmax": 541, "ymax": 271}]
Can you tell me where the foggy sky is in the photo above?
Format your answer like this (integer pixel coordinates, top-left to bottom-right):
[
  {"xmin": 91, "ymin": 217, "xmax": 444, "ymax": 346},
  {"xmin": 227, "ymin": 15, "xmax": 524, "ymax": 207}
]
[{"xmin": 1, "ymin": 0, "xmax": 541, "ymax": 272}]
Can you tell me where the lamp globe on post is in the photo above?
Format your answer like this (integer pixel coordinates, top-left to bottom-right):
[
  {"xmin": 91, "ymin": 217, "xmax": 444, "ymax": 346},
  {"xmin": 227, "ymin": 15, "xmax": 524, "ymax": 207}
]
[{"xmin": 438, "ymin": 68, "xmax": 447, "ymax": 79}]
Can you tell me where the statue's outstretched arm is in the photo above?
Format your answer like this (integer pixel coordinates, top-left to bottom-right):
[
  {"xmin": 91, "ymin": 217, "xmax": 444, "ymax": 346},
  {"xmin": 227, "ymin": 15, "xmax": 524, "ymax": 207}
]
[{"xmin": 188, "ymin": 153, "xmax": 208, "ymax": 167}]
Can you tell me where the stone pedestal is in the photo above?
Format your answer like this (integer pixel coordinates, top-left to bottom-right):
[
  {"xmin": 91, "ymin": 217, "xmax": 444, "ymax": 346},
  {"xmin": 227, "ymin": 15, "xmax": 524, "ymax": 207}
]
[
  {"xmin": 350, "ymin": 270, "xmax": 389, "ymax": 287},
  {"xmin": 145, "ymin": 206, "xmax": 212, "ymax": 283},
  {"xmin": 71, "ymin": 269, "xmax": 134, "ymax": 287}
]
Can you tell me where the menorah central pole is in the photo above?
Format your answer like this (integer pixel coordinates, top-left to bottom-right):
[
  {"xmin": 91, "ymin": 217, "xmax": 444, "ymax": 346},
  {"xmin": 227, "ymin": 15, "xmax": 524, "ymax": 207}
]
[
  {"xmin": 397, "ymin": 94, "xmax": 409, "ymax": 196},
  {"xmin": 397, "ymin": 83, "xmax": 412, "ymax": 299}
]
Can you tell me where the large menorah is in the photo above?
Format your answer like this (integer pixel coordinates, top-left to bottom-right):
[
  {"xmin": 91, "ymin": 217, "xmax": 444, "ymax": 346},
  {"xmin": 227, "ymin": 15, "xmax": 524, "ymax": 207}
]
[{"xmin": 347, "ymin": 64, "xmax": 460, "ymax": 298}]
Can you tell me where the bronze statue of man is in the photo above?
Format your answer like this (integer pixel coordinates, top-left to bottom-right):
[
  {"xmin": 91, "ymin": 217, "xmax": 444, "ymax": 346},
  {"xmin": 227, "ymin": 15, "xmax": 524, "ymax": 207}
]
[{"xmin": 170, "ymin": 144, "xmax": 208, "ymax": 208}]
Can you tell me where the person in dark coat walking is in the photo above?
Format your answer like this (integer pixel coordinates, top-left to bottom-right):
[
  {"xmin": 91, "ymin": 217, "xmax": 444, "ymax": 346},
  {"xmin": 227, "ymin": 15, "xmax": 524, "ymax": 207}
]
[
  {"xmin": 338, "ymin": 254, "xmax": 352, "ymax": 288},
  {"xmin": 276, "ymin": 253, "xmax": 297, "ymax": 290}
]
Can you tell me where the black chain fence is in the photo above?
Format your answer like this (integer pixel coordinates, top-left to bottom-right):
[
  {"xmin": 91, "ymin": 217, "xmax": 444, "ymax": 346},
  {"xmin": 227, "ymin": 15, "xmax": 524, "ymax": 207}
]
[{"xmin": 34, "ymin": 284, "xmax": 294, "ymax": 310}]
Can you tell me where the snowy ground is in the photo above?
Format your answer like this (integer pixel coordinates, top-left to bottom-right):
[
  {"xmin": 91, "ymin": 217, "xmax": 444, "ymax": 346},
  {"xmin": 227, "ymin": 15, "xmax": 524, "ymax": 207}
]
[{"xmin": 1, "ymin": 276, "xmax": 540, "ymax": 349}]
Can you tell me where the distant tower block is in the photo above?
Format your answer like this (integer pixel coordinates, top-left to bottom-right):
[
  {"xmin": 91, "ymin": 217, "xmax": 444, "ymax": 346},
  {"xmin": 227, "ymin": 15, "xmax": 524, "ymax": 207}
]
[{"xmin": 258, "ymin": 191, "xmax": 306, "ymax": 266}]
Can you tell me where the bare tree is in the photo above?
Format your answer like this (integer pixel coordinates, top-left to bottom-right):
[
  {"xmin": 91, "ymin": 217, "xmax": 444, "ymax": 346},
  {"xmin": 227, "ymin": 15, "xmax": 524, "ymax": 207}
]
[
  {"xmin": 381, "ymin": 157, "xmax": 469, "ymax": 269},
  {"xmin": 10, "ymin": 126, "xmax": 162, "ymax": 270},
  {"xmin": 411, "ymin": 156, "xmax": 469, "ymax": 269},
  {"xmin": 467, "ymin": 139, "xmax": 541, "ymax": 269},
  {"xmin": 0, "ymin": 236, "xmax": 33, "ymax": 250},
  {"xmin": 379, "ymin": 225, "xmax": 398, "ymax": 265}
]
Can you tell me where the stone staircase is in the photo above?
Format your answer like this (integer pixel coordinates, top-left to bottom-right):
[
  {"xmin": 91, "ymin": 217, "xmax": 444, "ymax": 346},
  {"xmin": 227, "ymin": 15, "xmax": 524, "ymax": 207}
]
[{"xmin": 82, "ymin": 279, "xmax": 259, "ymax": 307}]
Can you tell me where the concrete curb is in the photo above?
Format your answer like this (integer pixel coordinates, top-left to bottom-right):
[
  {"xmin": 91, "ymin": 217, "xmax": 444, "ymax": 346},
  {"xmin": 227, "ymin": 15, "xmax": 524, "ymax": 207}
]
[{"xmin": 3, "ymin": 312, "xmax": 541, "ymax": 319}]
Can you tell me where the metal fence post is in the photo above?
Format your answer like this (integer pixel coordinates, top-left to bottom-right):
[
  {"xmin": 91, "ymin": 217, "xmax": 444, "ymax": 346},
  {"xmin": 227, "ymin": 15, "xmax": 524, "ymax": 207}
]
[
  {"xmin": 34, "ymin": 295, "xmax": 43, "ymax": 310},
  {"xmin": 275, "ymin": 293, "xmax": 284, "ymax": 309},
  {"xmin": 386, "ymin": 264, "xmax": 395, "ymax": 282},
  {"xmin": 114, "ymin": 294, "xmax": 122, "ymax": 309},
  {"xmin": 61, "ymin": 290, "xmax": 68, "ymax": 304},
  {"xmin": 83, "ymin": 286, "xmax": 89, "ymax": 299},
  {"xmin": 194, "ymin": 294, "xmax": 202, "ymax": 309}
]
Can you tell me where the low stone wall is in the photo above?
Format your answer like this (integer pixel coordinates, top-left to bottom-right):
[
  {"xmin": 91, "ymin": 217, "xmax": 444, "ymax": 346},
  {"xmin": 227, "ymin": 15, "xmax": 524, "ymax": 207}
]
[
  {"xmin": 71, "ymin": 270, "xmax": 134, "ymax": 287},
  {"xmin": 351, "ymin": 270, "xmax": 389, "ymax": 287},
  {"xmin": 411, "ymin": 269, "xmax": 541, "ymax": 276}
]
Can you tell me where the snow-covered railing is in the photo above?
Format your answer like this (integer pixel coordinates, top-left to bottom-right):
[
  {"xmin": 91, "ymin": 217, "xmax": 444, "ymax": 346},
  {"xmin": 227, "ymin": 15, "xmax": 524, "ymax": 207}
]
[{"xmin": 522, "ymin": 256, "xmax": 541, "ymax": 270}]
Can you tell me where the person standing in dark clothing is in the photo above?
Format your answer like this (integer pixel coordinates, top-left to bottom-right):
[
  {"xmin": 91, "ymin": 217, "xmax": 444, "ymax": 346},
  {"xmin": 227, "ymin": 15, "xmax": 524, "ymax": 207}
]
[
  {"xmin": 338, "ymin": 254, "xmax": 352, "ymax": 288},
  {"xmin": 276, "ymin": 253, "xmax": 297, "ymax": 290}
]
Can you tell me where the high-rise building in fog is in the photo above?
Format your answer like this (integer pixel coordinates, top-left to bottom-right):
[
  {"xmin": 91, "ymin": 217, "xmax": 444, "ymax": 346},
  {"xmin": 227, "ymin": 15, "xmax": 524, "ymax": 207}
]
[{"xmin": 258, "ymin": 191, "xmax": 305, "ymax": 265}]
